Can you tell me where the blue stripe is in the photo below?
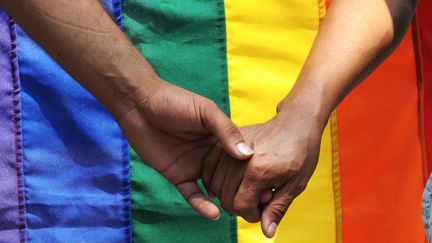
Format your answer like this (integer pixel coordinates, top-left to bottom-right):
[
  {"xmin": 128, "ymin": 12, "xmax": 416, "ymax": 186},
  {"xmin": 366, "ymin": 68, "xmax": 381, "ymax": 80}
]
[
  {"xmin": 112, "ymin": 0, "xmax": 124, "ymax": 29},
  {"xmin": 17, "ymin": 2, "xmax": 131, "ymax": 242}
]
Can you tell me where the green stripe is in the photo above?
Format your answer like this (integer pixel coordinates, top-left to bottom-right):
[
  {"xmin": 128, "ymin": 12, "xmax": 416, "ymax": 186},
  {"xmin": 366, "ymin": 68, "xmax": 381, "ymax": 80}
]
[{"xmin": 122, "ymin": 1, "xmax": 236, "ymax": 242}]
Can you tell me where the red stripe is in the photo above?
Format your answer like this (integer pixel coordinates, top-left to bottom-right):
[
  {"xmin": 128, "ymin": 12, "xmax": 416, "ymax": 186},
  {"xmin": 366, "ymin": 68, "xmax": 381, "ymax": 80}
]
[
  {"xmin": 336, "ymin": 27, "xmax": 426, "ymax": 243},
  {"xmin": 417, "ymin": 0, "xmax": 432, "ymax": 174}
]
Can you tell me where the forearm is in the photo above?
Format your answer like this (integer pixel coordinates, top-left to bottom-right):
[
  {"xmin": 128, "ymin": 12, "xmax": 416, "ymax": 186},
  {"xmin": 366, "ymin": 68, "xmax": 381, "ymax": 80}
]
[
  {"xmin": 278, "ymin": 0, "xmax": 418, "ymax": 127},
  {"xmin": 0, "ymin": 0, "xmax": 160, "ymax": 119}
]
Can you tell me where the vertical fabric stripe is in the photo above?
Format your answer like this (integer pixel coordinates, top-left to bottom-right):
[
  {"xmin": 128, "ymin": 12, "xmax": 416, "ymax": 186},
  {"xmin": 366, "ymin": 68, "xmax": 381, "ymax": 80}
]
[
  {"xmin": 325, "ymin": 0, "xmax": 331, "ymax": 9},
  {"xmin": 330, "ymin": 113, "xmax": 342, "ymax": 243},
  {"xmin": 417, "ymin": 0, "xmax": 432, "ymax": 174},
  {"xmin": 324, "ymin": 5, "xmax": 342, "ymax": 243},
  {"xmin": 17, "ymin": 1, "xmax": 131, "ymax": 242},
  {"xmin": 336, "ymin": 27, "xmax": 426, "ymax": 243},
  {"xmin": 121, "ymin": 1, "xmax": 236, "ymax": 242},
  {"xmin": 0, "ymin": 9, "xmax": 26, "ymax": 243},
  {"xmin": 224, "ymin": 0, "xmax": 337, "ymax": 242},
  {"xmin": 112, "ymin": 1, "xmax": 133, "ymax": 241}
]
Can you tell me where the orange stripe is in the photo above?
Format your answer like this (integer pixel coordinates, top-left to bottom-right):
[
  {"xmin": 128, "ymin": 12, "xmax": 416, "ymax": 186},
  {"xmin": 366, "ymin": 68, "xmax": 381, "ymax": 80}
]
[
  {"xmin": 325, "ymin": 0, "xmax": 331, "ymax": 9},
  {"xmin": 417, "ymin": 0, "xmax": 432, "ymax": 175},
  {"xmin": 412, "ymin": 16, "xmax": 429, "ymax": 183},
  {"xmin": 336, "ymin": 27, "xmax": 426, "ymax": 243}
]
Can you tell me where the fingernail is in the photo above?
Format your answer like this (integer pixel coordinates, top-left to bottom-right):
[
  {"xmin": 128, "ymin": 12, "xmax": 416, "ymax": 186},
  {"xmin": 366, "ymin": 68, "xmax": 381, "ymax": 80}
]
[
  {"xmin": 267, "ymin": 222, "xmax": 278, "ymax": 238},
  {"xmin": 212, "ymin": 214, "xmax": 220, "ymax": 221},
  {"xmin": 237, "ymin": 143, "xmax": 254, "ymax": 156}
]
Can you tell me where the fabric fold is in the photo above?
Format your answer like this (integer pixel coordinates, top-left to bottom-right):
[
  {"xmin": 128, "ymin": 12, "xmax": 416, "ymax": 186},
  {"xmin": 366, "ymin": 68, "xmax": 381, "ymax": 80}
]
[{"xmin": 15, "ymin": 1, "xmax": 131, "ymax": 242}]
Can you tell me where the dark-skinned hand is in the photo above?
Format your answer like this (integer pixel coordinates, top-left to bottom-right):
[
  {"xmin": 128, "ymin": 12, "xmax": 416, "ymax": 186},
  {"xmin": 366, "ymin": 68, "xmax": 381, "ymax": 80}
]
[
  {"xmin": 202, "ymin": 102, "xmax": 326, "ymax": 237},
  {"xmin": 118, "ymin": 79, "xmax": 254, "ymax": 220}
]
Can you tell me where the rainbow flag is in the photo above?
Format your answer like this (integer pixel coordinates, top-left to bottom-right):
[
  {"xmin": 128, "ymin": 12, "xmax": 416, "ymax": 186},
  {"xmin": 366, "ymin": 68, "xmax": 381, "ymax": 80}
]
[{"xmin": 0, "ymin": 0, "xmax": 430, "ymax": 242}]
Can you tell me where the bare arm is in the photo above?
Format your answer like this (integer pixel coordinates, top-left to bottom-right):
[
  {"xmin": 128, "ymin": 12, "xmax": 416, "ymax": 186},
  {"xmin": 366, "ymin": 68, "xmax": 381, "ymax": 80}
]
[
  {"xmin": 0, "ymin": 0, "xmax": 158, "ymax": 118},
  {"xmin": 203, "ymin": 0, "xmax": 418, "ymax": 238},
  {"xmin": 279, "ymin": 0, "xmax": 418, "ymax": 124},
  {"xmin": 0, "ymin": 0, "xmax": 253, "ymax": 219}
]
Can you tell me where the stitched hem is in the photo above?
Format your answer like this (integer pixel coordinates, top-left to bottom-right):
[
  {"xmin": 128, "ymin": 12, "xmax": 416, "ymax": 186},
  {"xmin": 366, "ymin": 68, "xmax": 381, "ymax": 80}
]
[
  {"xmin": 112, "ymin": 0, "xmax": 123, "ymax": 29},
  {"xmin": 318, "ymin": 0, "xmax": 326, "ymax": 22},
  {"xmin": 8, "ymin": 16, "xmax": 26, "ymax": 243},
  {"xmin": 215, "ymin": 1, "xmax": 237, "ymax": 242},
  {"xmin": 319, "ymin": 2, "xmax": 343, "ymax": 242},
  {"xmin": 121, "ymin": 136, "xmax": 132, "ymax": 243},
  {"xmin": 330, "ymin": 113, "xmax": 343, "ymax": 243},
  {"xmin": 216, "ymin": 0, "xmax": 230, "ymax": 116},
  {"xmin": 111, "ymin": 1, "xmax": 132, "ymax": 242}
]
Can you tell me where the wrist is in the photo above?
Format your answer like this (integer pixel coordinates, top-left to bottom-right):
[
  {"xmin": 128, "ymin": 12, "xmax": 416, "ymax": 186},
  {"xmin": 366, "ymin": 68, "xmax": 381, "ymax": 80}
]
[
  {"xmin": 105, "ymin": 74, "xmax": 166, "ymax": 121},
  {"xmin": 276, "ymin": 88, "xmax": 333, "ymax": 132}
]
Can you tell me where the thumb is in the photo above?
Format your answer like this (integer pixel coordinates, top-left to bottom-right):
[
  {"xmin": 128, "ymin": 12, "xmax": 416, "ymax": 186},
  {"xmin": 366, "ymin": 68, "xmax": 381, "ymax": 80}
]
[
  {"xmin": 261, "ymin": 183, "xmax": 297, "ymax": 238},
  {"xmin": 203, "ymin": 103, "xmax": 253, "ymax": 160},
  {"xmin": 176, "ymin": 181, "xmax": 220, "ymax": 220}
]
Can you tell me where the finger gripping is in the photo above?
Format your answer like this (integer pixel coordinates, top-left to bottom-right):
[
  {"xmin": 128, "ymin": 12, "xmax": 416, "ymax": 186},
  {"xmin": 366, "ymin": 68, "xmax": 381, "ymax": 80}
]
[{"xmin": 268, "ymin": 200, "xmax": 290, "ymax": 220}]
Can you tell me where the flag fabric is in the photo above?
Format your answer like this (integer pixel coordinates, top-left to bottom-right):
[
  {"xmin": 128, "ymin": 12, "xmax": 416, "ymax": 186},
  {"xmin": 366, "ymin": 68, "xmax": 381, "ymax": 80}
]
[
  {"xmin": 0, "ymin": 0, "xmax": 429, "ymax": 242},
  {"xmin": 1, "ymin": 1, "xmax": 130, "ymax": 242},
  {"xmin": 417, "ymin": 0, "xmax": 432, "ymax": 241}
]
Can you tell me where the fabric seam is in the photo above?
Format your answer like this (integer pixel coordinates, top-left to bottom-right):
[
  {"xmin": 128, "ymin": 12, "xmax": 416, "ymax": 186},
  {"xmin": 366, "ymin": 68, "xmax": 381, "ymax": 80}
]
[
  {"xmin": 215, "ymin": 1, "xmax": 237, "ymax": 242},
  {"xmin": 330, "ymin": 113, "xmax": 343, "ymax": 243},
  {"xmin": 111, "ymin": 1, "xmax": 132, "ymax": 242},
  {"xmin": 216, "ymin": 0, "xmax": 230, "ymax": 116},
  {"xmin": 8, "ymin": 15, "xmax": 27, "ymax": 243},
  {"xmin": 321, "ymin": 1, "xmax": 343, "ymax": 242}
]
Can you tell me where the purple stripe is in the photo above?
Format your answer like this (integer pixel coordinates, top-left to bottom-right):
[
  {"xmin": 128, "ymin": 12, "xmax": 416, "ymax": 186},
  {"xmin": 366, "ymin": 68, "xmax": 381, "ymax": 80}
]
[
  {"xmin": 10, "ymin": 14, "xmax": 26, "ymax": 242},
  {"xmin": 0, "ymin": 9, "xmax": 26, "ymax": 243}
]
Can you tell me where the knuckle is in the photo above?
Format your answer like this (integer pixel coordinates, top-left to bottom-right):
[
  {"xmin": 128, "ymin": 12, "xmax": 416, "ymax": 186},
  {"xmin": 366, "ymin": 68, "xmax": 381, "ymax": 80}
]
[
  {"xmin": 233, "ymin": 200, "xmax": 251, "ymax": 215},
  {"xmin": 201, "ymin": 100, "xmax": 217, "ymax": 118},
  {"xmin": 243, "ymin": 215, "xmax": 260, "ymax": 223},
  {"xmin": 242, "ymin": 170, "xmax": 259, "ymax": 184},
  {"xmin": 246, "ymin": 161, "xmax": 272, "ymax": 181},
  {"xmin": 224, "ymin": 123, "xmax": 240, "ymax": 137},
  {"xmin": 233, "ymin": 199, "xmax": 260, "ymax": 223},
  {"xmin": 207, "ymin": 100, "xmax": 217, "ymax": 107},
  {"xmin": 288, "ymin": 159, "xmax": 303, "ymax": 173},
  {"xmin": 270, "ymin": 202, "xmax": 289, "ymax": 219},
  {"xmin": 205, "ymin": 100, "xmax": 218, "ymax": 112},
  {"xmin": 233, "ymin": 204, "xmax": 259, "ymax": 223}
]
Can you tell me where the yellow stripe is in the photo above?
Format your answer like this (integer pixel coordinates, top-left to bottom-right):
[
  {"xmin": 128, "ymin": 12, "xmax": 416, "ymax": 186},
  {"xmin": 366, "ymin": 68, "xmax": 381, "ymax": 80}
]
[{"xmin": 224, "ymin": 0, "xmax": 337, "ymax": 242}]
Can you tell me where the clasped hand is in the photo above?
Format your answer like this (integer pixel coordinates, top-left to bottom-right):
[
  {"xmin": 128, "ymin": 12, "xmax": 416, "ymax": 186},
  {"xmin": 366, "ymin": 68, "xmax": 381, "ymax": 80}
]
[
  {"xmin": 117, "ymin": 78, "xmax": 324, "ymax": 238},
  {"xmin": 202, "ymin": 103, "xmax": 325, "ymax": 238}
]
